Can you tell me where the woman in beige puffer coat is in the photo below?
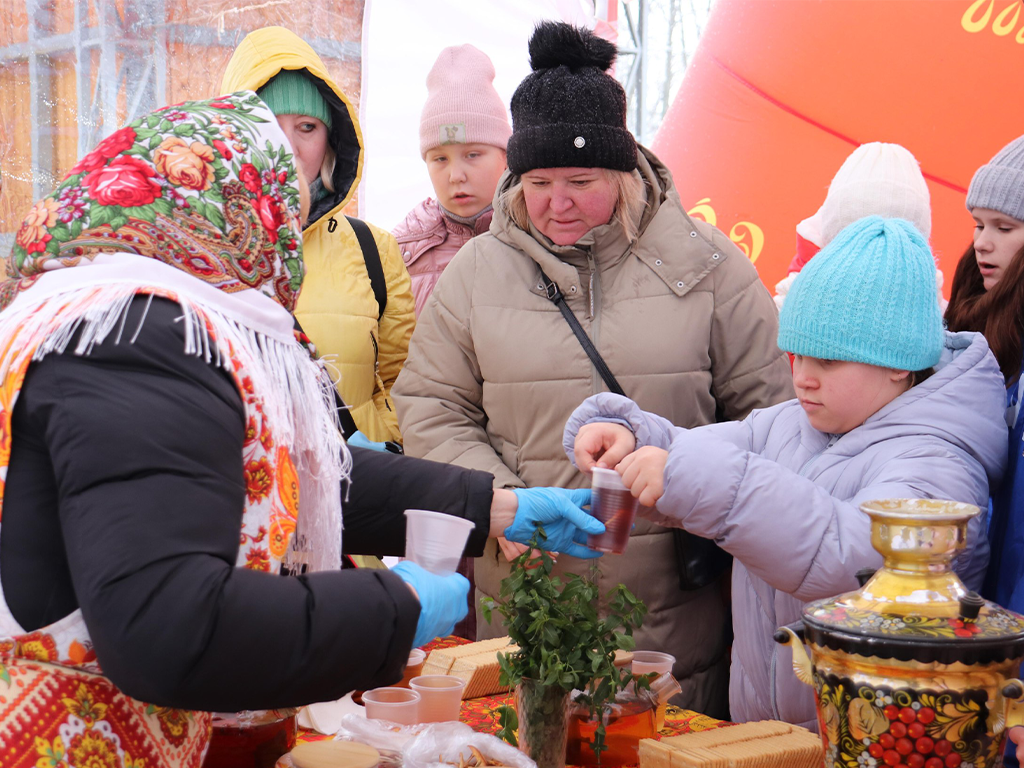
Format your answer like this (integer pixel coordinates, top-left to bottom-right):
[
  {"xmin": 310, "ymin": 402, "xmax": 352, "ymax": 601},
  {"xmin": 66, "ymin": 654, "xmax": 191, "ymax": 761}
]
[{"xmin": 392, "ymin": 22, "xmax": 793, "ymax": 718}]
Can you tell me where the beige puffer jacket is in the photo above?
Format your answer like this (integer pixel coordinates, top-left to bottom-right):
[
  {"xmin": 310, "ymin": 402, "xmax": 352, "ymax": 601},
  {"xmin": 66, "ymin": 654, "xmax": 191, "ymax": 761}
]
[{"xmin": 393, "ymin": 146, "xmax": 793, "ymax": 717}]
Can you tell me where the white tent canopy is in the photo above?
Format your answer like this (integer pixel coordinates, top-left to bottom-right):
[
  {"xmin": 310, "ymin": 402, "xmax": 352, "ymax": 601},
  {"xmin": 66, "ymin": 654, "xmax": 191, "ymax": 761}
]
[{"xmin": 359, "ymin": 0, "xmax": 597, "ymax": 229}]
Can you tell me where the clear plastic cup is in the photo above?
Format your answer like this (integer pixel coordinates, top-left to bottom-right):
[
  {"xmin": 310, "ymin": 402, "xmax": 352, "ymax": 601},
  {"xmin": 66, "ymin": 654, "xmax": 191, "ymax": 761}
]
[
  {"xmin": 409, "ymin": 675, "xmax": 466, "ymax": 722},
  {"xmin": 362, "ymin": 687, "xmax": 421, "ymax": 725},
  {"xmin": 396, "ymin": 648, "xmax": 426, "ymax": 688},
  {"xmin": 404, "ymin": 509, "xmax": 475, "ymax": 574},
  {"xmin": 630, "ymin": 650, "xmax": 676, "ymax": 677},
  {"xmin": 586, "ymin": 468, "xmax": 640, "ymax": 554}
]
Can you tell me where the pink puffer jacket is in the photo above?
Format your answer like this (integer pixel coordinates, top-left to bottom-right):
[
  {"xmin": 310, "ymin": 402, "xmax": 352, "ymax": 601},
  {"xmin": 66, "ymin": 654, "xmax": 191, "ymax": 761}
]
[{"xmin": 393, "ymin": 198, "xmax": 493, "ymax": 317}]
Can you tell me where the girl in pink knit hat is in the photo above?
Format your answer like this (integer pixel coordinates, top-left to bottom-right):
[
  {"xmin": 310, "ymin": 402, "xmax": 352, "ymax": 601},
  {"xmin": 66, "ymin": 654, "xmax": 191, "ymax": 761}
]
[{"xmin": 393, "ymin": 44, "xmax": 512, "ymax": 318}]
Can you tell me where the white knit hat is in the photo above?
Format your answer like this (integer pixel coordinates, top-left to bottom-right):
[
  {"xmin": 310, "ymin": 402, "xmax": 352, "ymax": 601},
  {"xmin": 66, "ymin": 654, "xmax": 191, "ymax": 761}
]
[
  {"xmin": 818, "ymin": 143, "xmax": 932, "ymax": 246},
  {"xmin": 419, "ymin": 45, "xmax": 512, "ymax": 158}
]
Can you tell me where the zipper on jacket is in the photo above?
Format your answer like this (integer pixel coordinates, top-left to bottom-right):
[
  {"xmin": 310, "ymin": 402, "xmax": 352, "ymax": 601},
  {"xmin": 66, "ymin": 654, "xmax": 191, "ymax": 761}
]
[
  {"xmin": 586, "ymin": 252, "xmax": 597, "ymax": 319},
  {"xmin": 797, "ymin": 433, "xmax": 840, "ymax": 477},
  {"xmin": 369, "ymin": 331, "xmax": 392, "ymax": 412}
]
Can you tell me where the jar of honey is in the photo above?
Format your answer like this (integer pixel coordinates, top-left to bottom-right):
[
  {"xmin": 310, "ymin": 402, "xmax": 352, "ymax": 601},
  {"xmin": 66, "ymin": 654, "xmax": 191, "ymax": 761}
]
[{"xmin": 202, "ymin": 709, "xmax": 298, "ymax": 768}]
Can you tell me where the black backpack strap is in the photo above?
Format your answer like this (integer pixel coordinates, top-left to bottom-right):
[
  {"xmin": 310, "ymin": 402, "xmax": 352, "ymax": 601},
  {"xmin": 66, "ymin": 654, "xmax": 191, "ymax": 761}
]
[
  {"xmin": 539, "ymin": 270, "xmax": 625, "ymax": 396},
  {"xmin": 346, "ymin": 216, "xmax": 387, "ymax": 321}
]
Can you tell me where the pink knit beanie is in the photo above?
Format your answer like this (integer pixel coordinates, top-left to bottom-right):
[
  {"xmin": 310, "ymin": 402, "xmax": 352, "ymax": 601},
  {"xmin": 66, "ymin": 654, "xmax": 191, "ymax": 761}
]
[{"xmin": 419, "ymin": 44, "xmax": 512, "ymax": 158}]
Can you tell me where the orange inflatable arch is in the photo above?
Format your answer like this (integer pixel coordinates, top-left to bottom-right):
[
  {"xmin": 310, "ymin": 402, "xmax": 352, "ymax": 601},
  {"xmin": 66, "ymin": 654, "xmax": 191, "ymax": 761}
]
[{"xmin": 653, "ymin": 0, "xmax": 1024, "ymax": 295}]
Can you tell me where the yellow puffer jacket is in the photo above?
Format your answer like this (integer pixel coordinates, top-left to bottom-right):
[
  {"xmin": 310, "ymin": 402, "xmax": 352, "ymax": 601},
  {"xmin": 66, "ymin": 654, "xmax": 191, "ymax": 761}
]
[{"xmin": 222, "ymin": 27, "xmax": 415, "ymax": 442}]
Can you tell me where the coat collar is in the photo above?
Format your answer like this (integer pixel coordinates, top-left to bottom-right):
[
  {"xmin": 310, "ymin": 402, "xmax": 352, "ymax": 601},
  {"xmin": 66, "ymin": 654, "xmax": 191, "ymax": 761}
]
[{"xmin": 491, "ymin": 144, "xmax": 727, "ymax": 299}]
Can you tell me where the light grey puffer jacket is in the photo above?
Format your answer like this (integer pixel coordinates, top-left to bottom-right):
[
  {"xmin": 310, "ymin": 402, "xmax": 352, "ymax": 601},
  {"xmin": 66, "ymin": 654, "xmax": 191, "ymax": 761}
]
[{"xmin": 563, "ymin": 331, "xmax": 1006, "ymax": 729}]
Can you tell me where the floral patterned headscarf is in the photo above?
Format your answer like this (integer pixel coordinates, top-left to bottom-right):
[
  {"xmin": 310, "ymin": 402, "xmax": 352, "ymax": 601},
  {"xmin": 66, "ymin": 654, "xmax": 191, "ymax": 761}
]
[{"xmin": 5, "ymin": 91, "xmax": 305, "ymax": 312}]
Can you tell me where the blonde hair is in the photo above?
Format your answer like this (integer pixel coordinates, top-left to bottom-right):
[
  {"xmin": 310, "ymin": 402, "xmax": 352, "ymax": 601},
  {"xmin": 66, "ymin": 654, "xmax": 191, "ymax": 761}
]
[
  {"xmin": 498, "ymin": 169, "xmax": 646, "ymax": 242},
  {"xmin": 320, "ymin": 144, "xmax": 337, "ymax": 193}
]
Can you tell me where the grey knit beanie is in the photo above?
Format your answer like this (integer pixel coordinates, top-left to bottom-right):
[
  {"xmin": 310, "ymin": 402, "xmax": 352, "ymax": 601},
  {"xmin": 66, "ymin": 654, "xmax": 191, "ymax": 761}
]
[{"xmin": 966, "ymin": 134, "xmax": 1024, "ymax": 222}]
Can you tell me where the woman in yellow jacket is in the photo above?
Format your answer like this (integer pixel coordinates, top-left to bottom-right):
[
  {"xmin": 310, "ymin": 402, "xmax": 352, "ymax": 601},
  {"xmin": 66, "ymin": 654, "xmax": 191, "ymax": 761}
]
[{"xmin": 222, "ymin": 27, "xmax": 415, "ymax": 444}]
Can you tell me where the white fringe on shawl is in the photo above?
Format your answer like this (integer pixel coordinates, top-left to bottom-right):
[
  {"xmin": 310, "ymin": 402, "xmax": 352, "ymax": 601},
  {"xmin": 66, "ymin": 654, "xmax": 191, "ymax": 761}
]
[{"xmin": 0, "ymin": 255, "xmax": 350, "ymax": 573}]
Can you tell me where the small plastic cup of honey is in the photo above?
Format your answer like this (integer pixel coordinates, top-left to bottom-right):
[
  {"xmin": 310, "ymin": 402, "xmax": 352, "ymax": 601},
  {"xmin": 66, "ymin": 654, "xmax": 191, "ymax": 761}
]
[
  {"xmin": 362, "ymin": 687, "xmax": 421, "ymax": 725},
  {"xmin": 409, "ymin": 675, "xmax": 465, "ymax": 722}
]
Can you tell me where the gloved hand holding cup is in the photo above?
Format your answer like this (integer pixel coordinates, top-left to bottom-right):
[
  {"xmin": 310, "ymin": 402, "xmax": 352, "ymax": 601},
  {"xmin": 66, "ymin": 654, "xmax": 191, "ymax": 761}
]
[
  {"xmin": 391, "ymin": 560, "xmax": 469, "ymax": 648},
  {"xmin": 506, "ymin": 487, "xmax": 605, "ymax": 558}
]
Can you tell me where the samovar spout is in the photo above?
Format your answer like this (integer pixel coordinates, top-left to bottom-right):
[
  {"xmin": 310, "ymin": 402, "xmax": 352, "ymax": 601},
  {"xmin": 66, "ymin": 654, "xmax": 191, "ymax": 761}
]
[{"xmin": 773, "ymin": 625, "xmax": 814, "ymax": 688}]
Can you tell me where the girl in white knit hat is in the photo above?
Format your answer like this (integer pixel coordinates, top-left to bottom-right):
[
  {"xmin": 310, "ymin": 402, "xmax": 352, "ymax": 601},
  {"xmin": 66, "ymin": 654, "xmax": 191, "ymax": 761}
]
[
  {"xmin": 774, "ymin": 142, "xmax": 934, "ymax": 310},
  {"xmin": 392, "ymin": 44, "xmax": 512, "ymax": 318}
]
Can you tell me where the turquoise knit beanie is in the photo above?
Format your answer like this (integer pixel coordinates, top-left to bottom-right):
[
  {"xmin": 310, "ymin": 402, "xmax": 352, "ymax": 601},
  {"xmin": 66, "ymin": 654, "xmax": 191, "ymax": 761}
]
[
  {"xmin": 778, "ymin": 216, "xmax": 943, "ymax": 371},
  {"xmin": 257, "ymin": 69, "xmax": 333, "ymax": 129}
]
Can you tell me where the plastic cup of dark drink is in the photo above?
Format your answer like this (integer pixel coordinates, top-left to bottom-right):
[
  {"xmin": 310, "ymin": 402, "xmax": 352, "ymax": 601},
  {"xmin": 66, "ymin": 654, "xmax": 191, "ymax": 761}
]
[{"xmin": 587, "ymin": 468, "xmax": 639, "ymax": 554}]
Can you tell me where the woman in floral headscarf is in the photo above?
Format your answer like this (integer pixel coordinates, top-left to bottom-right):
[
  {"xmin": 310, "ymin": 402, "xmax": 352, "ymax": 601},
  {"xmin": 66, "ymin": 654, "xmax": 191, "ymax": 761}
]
[{"xmin": 0, "ymin": 92, "xmax": 599, "ymax": 768}]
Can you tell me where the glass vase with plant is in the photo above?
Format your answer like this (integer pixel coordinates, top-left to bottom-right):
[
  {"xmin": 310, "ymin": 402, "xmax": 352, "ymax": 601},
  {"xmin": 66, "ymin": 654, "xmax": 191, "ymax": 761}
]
[{"xmin": 482, "ymin": 532, "xmax": 647, "ymax": 768}]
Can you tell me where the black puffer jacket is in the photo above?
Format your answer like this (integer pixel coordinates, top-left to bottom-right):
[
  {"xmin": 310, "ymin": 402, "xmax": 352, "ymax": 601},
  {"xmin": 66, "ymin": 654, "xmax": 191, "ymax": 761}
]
[{"xmin": 0, "ymin": 295, "xmax": 493, "ymax": 711}]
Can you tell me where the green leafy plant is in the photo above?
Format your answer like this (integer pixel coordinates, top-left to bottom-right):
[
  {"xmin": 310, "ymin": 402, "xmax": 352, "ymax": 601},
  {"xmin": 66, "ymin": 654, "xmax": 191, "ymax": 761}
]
[{"xmin": 481, "ymin": 530, "xmax": 647, "ymax": 762}]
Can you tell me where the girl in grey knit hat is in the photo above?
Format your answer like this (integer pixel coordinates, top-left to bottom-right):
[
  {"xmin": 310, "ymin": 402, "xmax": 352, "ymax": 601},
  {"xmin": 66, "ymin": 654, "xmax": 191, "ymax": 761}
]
[{"xmin": 945, "ymin": 132, "xmax": 1024, "ymax": 768}]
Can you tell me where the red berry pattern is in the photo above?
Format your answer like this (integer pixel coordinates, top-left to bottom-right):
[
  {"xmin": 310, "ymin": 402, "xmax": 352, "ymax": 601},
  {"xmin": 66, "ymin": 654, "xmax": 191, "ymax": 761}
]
[
  {"xmin": 816, "ymin": 674, "xmax": 991, "ymax": 768},
  {"xmin": 859, "ymin": 703, "xmax": 967, "ymax": 768}
]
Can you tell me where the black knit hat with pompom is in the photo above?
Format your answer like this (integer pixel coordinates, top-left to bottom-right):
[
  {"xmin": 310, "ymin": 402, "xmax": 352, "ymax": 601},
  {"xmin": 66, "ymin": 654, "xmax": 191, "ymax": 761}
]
[{"xmin": 506, "ymin": 22, "xmax": 637, "ymax": 175}]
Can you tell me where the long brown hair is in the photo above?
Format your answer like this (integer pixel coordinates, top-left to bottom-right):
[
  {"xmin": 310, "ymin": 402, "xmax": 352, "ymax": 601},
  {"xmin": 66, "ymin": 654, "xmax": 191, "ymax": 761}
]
[{"xmin": 944, "ymin": 242, "xmax": 1024, "ymax": 383}]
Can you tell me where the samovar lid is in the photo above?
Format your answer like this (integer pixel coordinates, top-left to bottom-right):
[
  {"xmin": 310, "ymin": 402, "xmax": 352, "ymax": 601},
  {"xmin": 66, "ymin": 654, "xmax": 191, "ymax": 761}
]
[{"xmin": 800, "ymin": 499, "xmax": 1024, "ymax": 665}]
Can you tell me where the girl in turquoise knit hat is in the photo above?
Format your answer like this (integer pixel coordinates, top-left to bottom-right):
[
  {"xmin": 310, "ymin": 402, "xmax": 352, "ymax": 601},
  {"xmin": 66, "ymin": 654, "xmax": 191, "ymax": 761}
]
[
  {"xmin": 563, "ymin": 216, "xmax": 1007, "ymax": 734},
  {"xmin": 945, "ymin": 133, "xmax": 1024, "ymax": 766}
]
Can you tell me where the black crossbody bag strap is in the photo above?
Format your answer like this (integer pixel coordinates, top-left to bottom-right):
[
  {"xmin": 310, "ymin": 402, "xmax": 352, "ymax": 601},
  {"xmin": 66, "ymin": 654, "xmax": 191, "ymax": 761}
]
[
  {"xmin": 539, "ymin": 269, "xmax": 731, "ymax": 592},
  {"xmin": 346, "ymin": 216, "xmax": 387, "ymax": 320},
  {"xmin": 539, "ymin": 270, "xmax": 625, "ymax": 396}
]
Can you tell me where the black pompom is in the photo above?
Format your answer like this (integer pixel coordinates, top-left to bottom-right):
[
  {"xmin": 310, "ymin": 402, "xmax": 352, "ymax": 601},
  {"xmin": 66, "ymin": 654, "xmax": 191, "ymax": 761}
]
[{"xmin": 528, "ymin": 21, "xmax": 617, "ymax": 72}]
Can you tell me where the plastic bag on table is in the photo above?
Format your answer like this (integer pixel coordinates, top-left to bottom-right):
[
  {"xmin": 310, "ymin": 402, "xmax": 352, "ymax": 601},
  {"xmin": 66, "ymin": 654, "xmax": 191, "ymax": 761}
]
[
  {"xmin": 335, "ymin": 714, "xmax": 423, "ymax": 762},
  {"xmin": 403, "ymin": 722, "xmax": 537, "ymax": 768}
]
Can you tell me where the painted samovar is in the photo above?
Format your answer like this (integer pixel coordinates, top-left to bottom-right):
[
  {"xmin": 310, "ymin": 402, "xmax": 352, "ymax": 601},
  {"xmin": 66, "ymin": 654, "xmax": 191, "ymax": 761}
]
[{"xmin": 775, "ymin": 499, "xmax": 1024, "ymax": 768}]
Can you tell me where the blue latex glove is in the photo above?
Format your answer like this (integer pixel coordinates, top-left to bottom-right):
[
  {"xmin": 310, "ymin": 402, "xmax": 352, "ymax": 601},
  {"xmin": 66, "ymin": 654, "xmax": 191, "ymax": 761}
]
[
  {"xmin": 347, "ymin": 430, "xmax": 388, "ymax": 452},
  {"xmin": 507, "ymin": 487, "xmax": 605, "ymax": 559},
  {"xmin": 391, "ymin": 561, "xmax": 470, "ymax": 648}
]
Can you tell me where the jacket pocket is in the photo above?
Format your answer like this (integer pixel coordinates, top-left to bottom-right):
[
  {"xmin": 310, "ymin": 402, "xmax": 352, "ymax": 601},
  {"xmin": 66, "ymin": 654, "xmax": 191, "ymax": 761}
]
[{"xmin": 397, "ymin": 232, "xmax": 444, "ymax": 267}]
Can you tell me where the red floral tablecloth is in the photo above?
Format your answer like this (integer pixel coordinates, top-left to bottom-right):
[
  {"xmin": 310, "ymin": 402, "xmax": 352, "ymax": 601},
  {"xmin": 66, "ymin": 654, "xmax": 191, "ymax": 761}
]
[{"xmin": 296, "ymin": 636, "xmax": 728, "ymax": 751}]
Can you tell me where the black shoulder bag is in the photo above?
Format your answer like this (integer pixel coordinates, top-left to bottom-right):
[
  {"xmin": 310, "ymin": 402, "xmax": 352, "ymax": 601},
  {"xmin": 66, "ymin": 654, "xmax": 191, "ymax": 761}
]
[{"xmin": 539, "ymin": 270, "xmax": 730, "ymax": 591}]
